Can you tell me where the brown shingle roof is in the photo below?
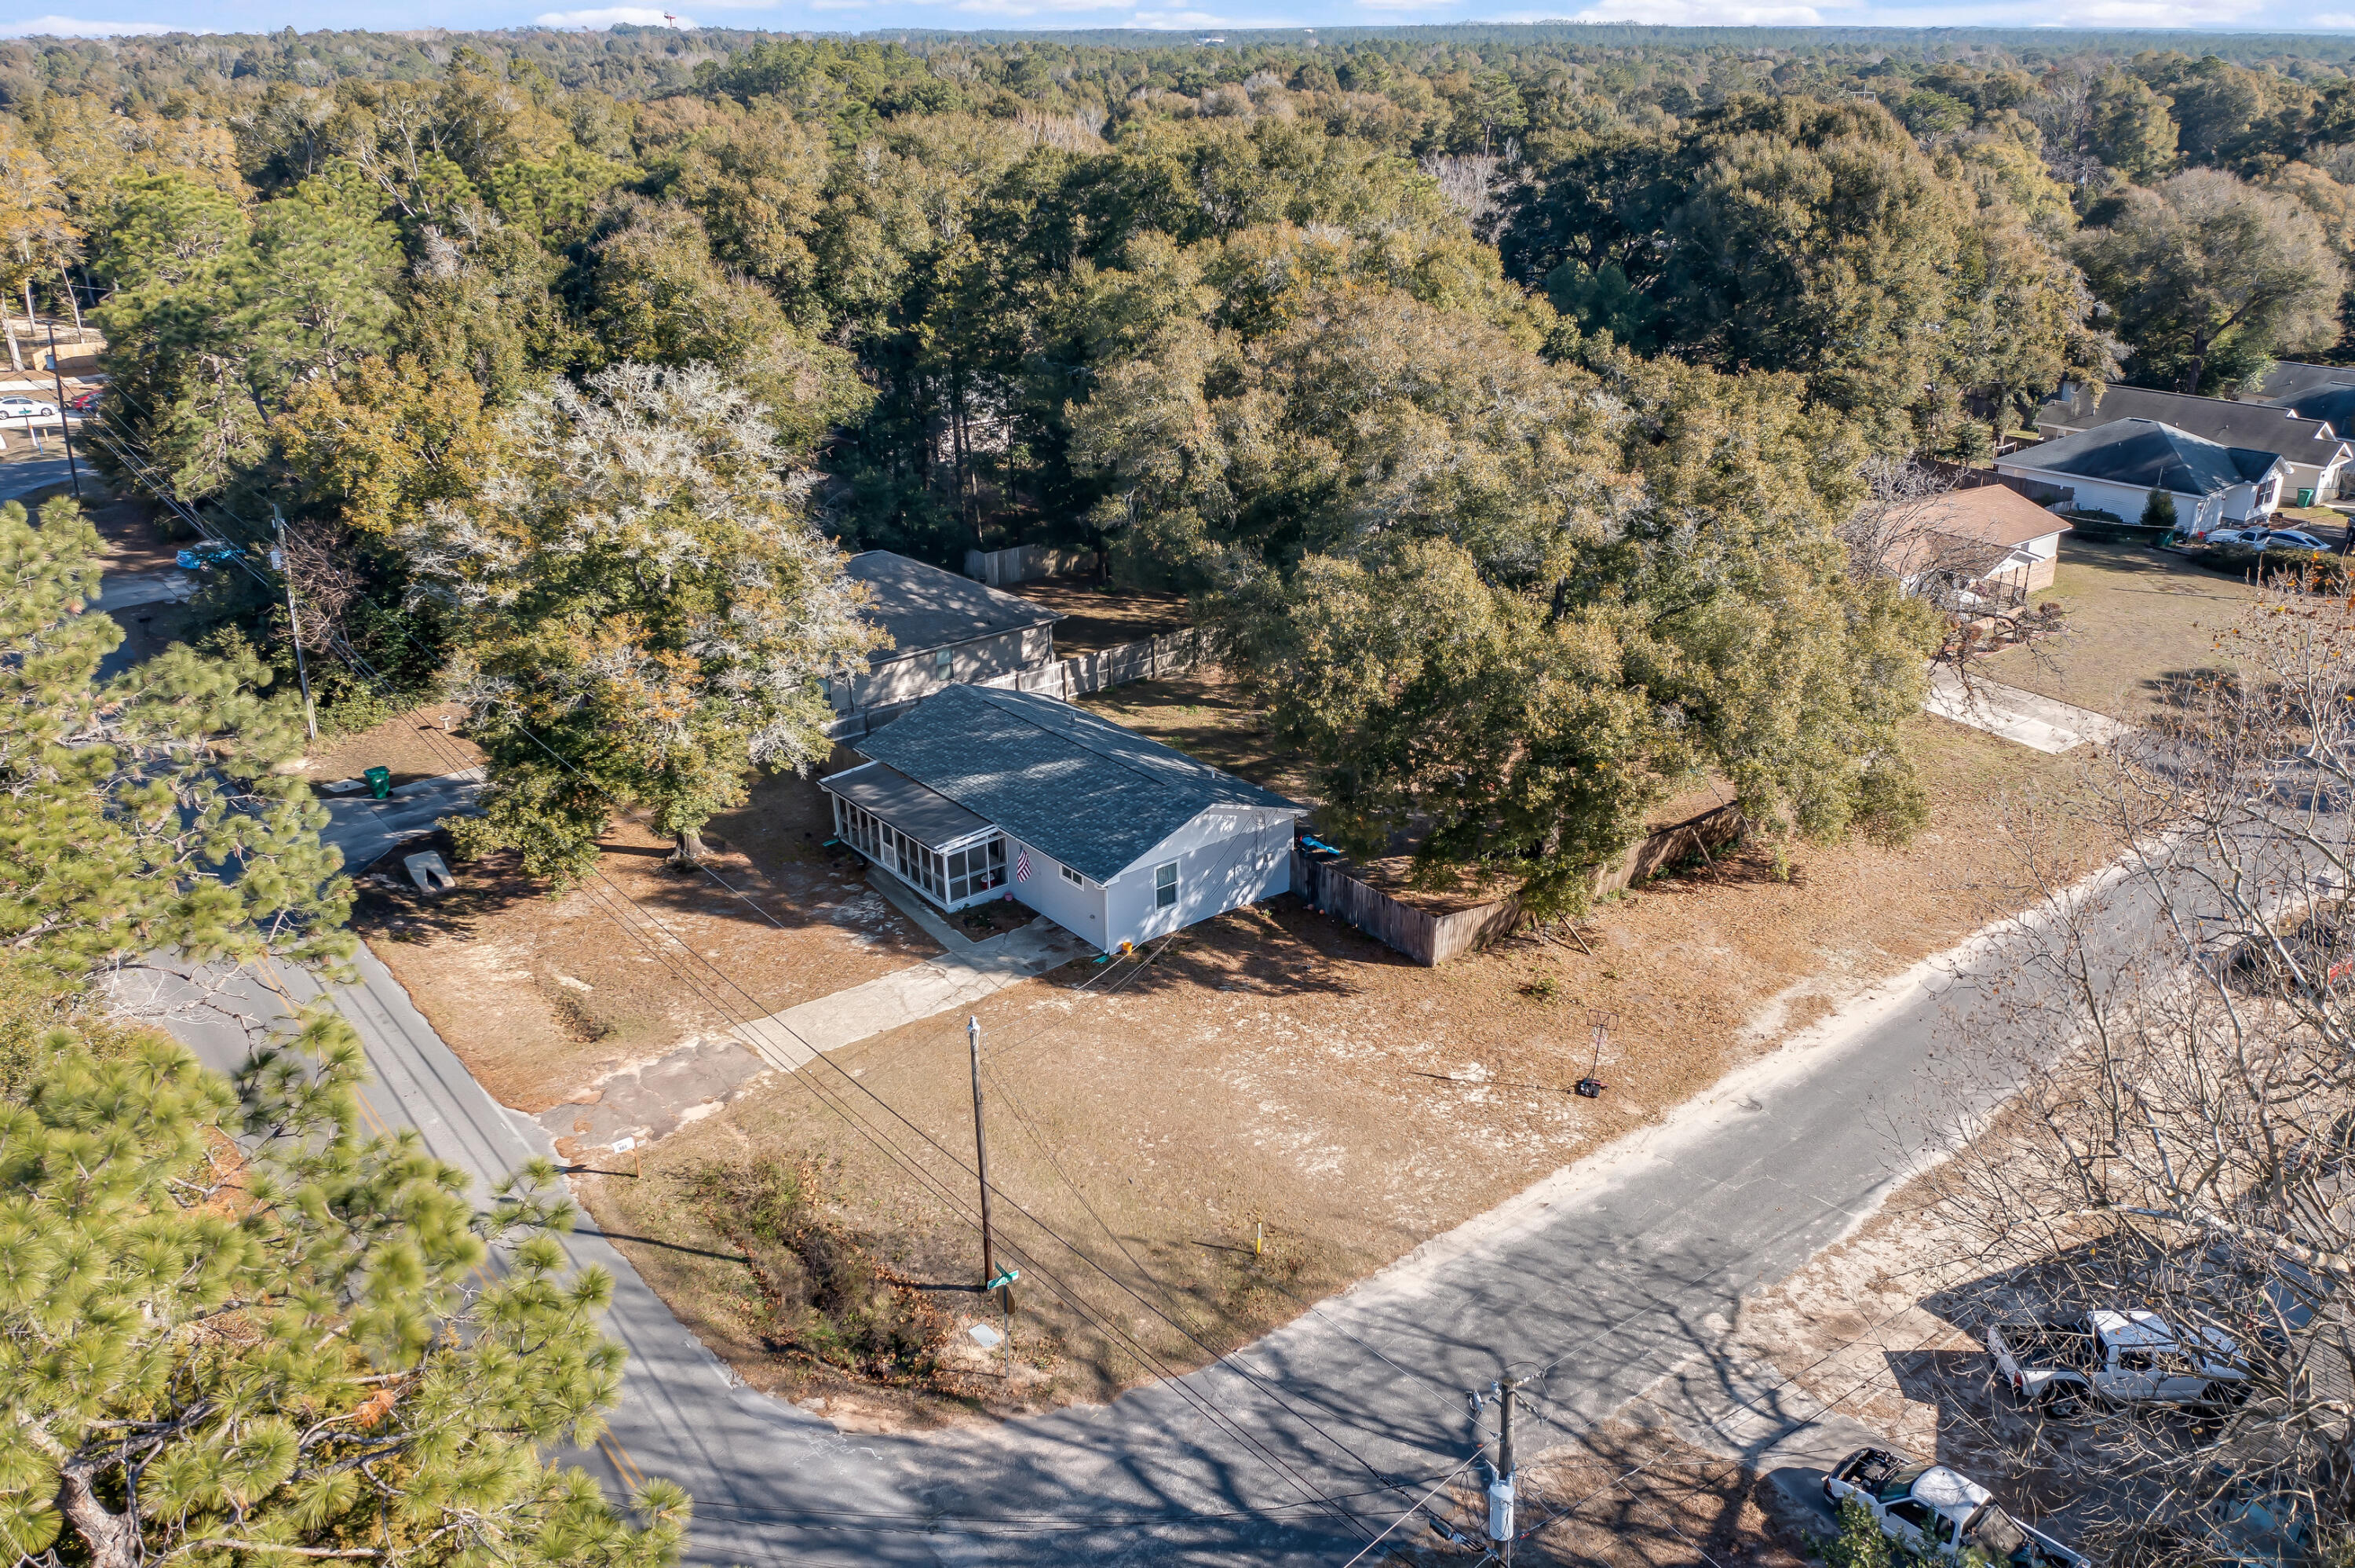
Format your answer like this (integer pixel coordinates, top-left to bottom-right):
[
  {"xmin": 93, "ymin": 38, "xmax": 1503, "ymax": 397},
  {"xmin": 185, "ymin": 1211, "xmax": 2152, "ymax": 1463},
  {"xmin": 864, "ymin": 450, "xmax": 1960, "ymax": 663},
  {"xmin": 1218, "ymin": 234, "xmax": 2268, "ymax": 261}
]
[{"xmin": 1901, "ymin": 484, "xmax": 2073, "ymax": 550}]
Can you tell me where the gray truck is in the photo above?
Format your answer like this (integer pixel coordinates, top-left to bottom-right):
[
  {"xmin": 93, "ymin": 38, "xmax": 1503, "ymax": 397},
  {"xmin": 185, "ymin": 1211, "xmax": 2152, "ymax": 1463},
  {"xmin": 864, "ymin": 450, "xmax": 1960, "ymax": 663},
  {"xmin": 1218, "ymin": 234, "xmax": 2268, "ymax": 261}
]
[{"xmin": 1986, "ymin": 1307, "xmax": 2249, "ymax": 1413}]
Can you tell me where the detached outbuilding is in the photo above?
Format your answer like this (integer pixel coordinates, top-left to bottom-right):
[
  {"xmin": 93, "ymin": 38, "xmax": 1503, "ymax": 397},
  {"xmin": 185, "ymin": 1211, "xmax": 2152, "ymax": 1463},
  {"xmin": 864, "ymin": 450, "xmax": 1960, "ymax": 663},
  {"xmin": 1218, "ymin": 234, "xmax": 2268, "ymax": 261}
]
[
  {"xmin": 1889, "ymin": 481, "xmax": 2073, "ymax": 600},
  {"xmin": 831, "ymin": 551, "xmax": 1062, "ymax": 719},
  {"xmin": 820, "ymin": 684, "xmax": 1305, "ymax": 951}
]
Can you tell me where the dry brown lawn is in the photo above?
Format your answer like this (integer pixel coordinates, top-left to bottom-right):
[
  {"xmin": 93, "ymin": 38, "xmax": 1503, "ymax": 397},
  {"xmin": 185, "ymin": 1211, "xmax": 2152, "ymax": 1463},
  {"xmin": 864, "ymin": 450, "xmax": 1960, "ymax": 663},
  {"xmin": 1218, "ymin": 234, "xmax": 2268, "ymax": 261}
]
[
  {"xmin": 1972, "ymin": 536, "xmax": 2259, "ymax": 721},
  {"xmin": 571, "ymin": 698, "xmax": 2094, "ymax": 1429},
  {"xmin": 301, "ymin": 703, "xmax": 487, "ymax": 788},
  {"xmin": 356, "ymin": 770, "xmax": 938, "ymax": 1117},
  {"xmin": 1386, "ymin": 1423, "xmax": 1810, "ymax": 1567},
  {"xmin": 1006, "ymin": 573, "xmax": 1192, "ymax": 655}
]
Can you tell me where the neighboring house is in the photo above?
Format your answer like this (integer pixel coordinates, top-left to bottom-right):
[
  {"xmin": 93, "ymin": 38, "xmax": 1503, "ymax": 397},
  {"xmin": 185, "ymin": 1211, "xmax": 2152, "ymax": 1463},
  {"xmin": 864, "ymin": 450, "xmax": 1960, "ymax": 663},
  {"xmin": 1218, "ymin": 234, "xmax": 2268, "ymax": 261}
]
[
  {"xmin": 1995, "ymin": 419, "xmax": 2287, "ymax": 533},
  {"xmin": 834, "ymin": 551, "xmax": 1062, "ymax": 717},
  {"xmin": 820, "ymin": 684, "xmax": 1306, "ymax": 950},
  {"xmin": 2036, "ymin": 383, "xmax": 2351, "ymax": 506},
  {"xmin": 1888, "ymin": 480, "xmax": 2074, "ymax": 600},
  {"xmin": 2243, "ymin": 360, "xmax": 2355, "ymax": 410}
]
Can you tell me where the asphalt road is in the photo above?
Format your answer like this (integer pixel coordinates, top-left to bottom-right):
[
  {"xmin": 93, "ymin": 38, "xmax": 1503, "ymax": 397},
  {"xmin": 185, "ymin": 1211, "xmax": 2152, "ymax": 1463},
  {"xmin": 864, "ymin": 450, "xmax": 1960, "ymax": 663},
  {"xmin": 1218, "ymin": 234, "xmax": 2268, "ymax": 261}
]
[{"xmin": 150, "ymin": 812, "xmax": 2165, "ymax": 1566}]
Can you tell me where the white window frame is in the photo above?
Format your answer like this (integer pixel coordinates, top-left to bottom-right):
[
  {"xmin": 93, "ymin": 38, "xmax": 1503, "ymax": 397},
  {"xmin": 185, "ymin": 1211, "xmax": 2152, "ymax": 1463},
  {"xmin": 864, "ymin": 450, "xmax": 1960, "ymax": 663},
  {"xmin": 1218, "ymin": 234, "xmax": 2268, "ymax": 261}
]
[
  {"xmin": 1154, "ymin": 860, "xmax": 1178, "ymax": 910},
  {"xmin": 1060, "ymin": 864, "xmax": 1084, "ymax": 887},
  {"xmin": 934, "ymin": 647, "xmax": 954, "ymax": 680}
]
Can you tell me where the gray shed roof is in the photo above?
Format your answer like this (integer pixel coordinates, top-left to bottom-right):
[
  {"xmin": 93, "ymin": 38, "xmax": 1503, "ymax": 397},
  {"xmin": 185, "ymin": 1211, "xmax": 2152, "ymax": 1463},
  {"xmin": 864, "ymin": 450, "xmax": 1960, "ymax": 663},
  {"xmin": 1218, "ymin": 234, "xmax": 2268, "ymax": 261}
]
[
  {"xmin": 822, "ymin": 761, "xmax": 992, "ymax": 850},
  {"xmin": 846, "ymin": 551, "xmax": 1060, "ymax": 662},
  {"xmin": 849, "ymin": 684, "xmax": 1304, "ymax": 884},
  {"xmin": 2006, "ymin": 419, "xmax": 2285, "ymax": 497},
  {"xmin": 2037, "ymin": 385, "xmax": 2348, "ymax": 466}
]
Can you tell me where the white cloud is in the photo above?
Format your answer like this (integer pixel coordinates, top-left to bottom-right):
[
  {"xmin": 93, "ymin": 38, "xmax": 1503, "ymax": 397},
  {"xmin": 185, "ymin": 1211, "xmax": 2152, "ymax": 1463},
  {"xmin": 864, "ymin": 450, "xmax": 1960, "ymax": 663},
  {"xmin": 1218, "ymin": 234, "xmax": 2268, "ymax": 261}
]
[
  {"xmin": 1566, "ymin": 0, "xmax": 1824, "ymax": 20},
  {"xmin": 532, "ymin": 5, "xmax": 690, "ymax": 26},
  {"xmin": 0, "ymin": 16, "xmax": 188, "ymax": 35},
  {"xmin": 1125, "ymin": 7, "xmax": 1244, "ymax": 20},
  {"xmin": 2314, "ymin": 11, "xmax": 2355, "ymax": 21}
]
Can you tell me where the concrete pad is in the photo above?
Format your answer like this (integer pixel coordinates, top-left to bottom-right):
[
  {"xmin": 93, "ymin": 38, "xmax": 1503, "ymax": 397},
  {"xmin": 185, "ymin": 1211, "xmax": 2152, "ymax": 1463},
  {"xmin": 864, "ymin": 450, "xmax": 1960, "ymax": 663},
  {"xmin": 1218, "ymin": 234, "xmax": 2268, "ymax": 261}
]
[
  {"xmin": 729, "ymin": 916, "xmax": 1090, "ymax": 1071},
  {"xmin": 89, "ymin": 570, "xmax": 195, "ymax": 612},
  {"xmin": 536, "ymin": 1035, "xmax": 772, "ymax": 1154},
  {"xmin": 1925, "ymin": 665, "xmax": 2130, "ymax": 754}
]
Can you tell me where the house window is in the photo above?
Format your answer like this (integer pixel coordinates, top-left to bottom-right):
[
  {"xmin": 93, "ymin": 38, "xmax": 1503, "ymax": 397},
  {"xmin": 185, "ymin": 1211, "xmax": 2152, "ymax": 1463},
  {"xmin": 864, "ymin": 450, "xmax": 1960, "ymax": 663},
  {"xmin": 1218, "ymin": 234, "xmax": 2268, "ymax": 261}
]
[
  {"xmin": 1154, "ymin": 861, "xmax": 1178, "ymax": 910},
  {"xmin": 1061, "ymin": 864, "xmax": 1083, "ymax": 887},
  {"xmin": 935, "ymin": 647, "xmax": 954, "ymax": 680}
]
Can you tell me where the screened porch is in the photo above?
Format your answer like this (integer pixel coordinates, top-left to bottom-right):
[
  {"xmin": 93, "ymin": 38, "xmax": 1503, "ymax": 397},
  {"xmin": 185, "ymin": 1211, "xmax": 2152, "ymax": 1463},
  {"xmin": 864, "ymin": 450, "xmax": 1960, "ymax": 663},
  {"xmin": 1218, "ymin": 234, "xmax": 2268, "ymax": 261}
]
[{"xmin": 823, "ymin": 761, "xmax": 1011, "ymax": 912}]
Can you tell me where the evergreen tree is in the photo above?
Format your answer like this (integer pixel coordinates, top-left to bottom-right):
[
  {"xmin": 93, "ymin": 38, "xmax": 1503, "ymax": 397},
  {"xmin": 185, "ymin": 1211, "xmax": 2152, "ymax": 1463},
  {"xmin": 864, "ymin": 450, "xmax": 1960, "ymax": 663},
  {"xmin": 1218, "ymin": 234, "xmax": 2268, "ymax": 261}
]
[
  {"xmin": 0, "ymin": 497, "xmax": 350, "ymax": 976},
  {"xmin": 0, "ymin": 990, "xmax": 688, "ymax": 1568}
]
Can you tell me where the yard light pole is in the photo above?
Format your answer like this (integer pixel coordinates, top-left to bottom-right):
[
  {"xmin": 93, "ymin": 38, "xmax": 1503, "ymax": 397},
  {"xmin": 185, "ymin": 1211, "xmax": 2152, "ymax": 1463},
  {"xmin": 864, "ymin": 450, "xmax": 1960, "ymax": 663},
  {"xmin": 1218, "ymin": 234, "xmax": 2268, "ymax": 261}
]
[{"xmin": 969, "ymin": 1016, "xmax": 1012, "ymax": 1315}]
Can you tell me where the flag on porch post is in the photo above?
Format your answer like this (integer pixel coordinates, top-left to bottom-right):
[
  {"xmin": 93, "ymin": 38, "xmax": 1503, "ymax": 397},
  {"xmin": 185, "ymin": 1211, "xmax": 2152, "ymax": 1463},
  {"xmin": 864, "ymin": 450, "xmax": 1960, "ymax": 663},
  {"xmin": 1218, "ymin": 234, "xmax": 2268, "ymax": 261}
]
[{"xmin": 1015, "ymin": 848, "xmax": 1031, "ymax": 882}]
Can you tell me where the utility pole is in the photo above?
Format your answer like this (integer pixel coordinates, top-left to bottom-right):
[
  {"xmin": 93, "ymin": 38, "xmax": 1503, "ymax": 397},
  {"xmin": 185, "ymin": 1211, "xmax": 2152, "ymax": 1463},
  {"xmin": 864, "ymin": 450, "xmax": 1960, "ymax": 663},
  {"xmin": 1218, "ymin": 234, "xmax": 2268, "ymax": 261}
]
[
  {"xmin": 43, "ymin": 323, "xmax": 78, "ymax": 499},
  {"xmin": 969, "ymin": 1016, "xmax": 1013, "ymax": 1315},
  {"xmin": 272, "ymin": 507, "xmax": 317, "ymax": 742},
  {"xmin": 1488, "ymin": 1376, "xmax": 1521, "ymax": 1563}
]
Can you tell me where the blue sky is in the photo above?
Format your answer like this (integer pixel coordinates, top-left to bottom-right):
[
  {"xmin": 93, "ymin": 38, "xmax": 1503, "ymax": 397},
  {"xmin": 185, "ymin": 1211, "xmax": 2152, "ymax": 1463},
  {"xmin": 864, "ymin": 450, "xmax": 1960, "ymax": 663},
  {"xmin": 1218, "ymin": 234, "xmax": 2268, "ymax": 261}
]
[{"xmin": 2, "ymin": 0, "xmax": 2350, "ymax": 48}]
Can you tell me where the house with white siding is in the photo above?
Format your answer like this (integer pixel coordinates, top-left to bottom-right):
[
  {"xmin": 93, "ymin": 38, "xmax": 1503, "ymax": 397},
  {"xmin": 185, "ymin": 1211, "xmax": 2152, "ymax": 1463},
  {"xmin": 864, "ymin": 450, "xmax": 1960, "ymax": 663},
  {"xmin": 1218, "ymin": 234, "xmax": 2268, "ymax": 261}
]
[
  {"xmin": 2034, "ymin": 383, "xmax": 2350, "ymax": 506},
  {"xmin": 820, "ymin": 684, "xmax": 1305, "ymax": 950},
  {"xmin": 1995, "ymin": 419, "xmax": 2287, "ymax": 534}
]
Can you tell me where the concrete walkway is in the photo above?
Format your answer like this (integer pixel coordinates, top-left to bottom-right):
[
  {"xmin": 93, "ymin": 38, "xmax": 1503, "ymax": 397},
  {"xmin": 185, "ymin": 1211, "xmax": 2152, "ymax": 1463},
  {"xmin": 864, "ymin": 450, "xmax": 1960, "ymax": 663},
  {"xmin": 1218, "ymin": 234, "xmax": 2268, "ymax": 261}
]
[
  {"xmin": 1925, "ymin": 665, "xmax": 2129, "ymax": 754},
  {"xmin": 729, "ymin": 870, "xmax": 1092, "ymax": 1070}
]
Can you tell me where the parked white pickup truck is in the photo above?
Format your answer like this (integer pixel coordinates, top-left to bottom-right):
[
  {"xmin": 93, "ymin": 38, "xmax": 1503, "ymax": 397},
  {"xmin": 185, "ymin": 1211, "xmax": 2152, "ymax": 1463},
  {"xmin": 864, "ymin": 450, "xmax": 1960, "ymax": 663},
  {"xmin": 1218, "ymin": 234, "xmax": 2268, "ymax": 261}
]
[
  {"xmin": 1823, "ymin": 1448, "xmax": 2086, "ymax": 1566},
  {"xmin": 1986, "ymin": 1308, "xmax": 2249, "ymax": 1413}
]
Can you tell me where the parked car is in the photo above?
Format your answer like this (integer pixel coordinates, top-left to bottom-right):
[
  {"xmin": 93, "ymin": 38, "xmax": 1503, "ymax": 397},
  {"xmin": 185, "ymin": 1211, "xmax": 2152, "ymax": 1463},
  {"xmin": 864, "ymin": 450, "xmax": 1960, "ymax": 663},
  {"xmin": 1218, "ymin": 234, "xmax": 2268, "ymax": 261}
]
[
  {"xmin": 2203, "ymin": 527, "xmax": 2273, "ymax": 547},
  {"xmin": 2259, "ymin": 529, "xmax": 2334, "ymax": 552},
  {"xmin": 0, "ymin": 393, "xmax": 57, "ymax": 420},
  {"xmin": 174, "ymin": 544, "xmax": 243, "ymax": 571},
  {"xmin": 1986, "ymin": 1307, "xmax": 2250, "ymax": 1413},
  {"xmin": 64, "ymin": 388, "xmax": 97, "ymax": 413},
  {"xmin": 1823, "ymin": 1448, "xmax": 2085, "ymax": 1565}
]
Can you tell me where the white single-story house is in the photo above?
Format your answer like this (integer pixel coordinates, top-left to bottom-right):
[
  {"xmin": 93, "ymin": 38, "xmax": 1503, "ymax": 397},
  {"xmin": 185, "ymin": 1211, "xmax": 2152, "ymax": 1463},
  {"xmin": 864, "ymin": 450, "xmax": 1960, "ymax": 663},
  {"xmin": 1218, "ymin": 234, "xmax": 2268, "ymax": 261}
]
[
  {"xmin": 832, "ymin": 551, "xmax": 1062, "ymax": 717},
  {"xmin": 820, "ymin": 684, "xmax": 1307, "ymax": 951},
  {"xmin": 1995, "ymin": 418, "xmax": 2287, "ymax": 533},
  {"xmin": 2242, "ymin": 363, "xmax": 2355, "ymax": 495},
  {"xmin": 2036, "ymin": 383, "xmax": 2350, "ymax": 506},
  {"xmin": 1888, "ymin": 482, "xmax": 2073, "ymax": 598}
]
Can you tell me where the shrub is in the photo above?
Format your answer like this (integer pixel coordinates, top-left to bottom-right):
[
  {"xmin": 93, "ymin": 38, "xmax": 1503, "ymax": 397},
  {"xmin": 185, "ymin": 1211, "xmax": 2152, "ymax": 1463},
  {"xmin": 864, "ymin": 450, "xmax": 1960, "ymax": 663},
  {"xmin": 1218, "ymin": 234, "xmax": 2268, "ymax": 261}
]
[{"xmin": 2141, "ymin": 487, "xmax": 2178, "ymax": 529}]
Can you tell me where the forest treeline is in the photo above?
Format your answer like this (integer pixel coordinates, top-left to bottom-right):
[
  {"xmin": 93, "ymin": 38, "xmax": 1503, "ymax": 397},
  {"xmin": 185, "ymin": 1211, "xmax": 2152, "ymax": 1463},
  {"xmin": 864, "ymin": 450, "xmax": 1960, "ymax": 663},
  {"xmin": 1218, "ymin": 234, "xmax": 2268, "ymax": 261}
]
[{"xmin": 2, "ymin": 22, "xmax": 2352, "ymax": 905}]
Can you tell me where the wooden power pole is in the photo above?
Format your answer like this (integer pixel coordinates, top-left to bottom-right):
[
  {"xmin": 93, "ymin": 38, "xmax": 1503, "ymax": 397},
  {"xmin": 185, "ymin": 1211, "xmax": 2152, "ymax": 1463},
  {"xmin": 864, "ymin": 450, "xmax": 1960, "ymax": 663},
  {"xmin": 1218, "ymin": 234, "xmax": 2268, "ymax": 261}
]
[{"xmin": 968, "ymin": 1016, "xmax": 1012, "ymax": 1314}]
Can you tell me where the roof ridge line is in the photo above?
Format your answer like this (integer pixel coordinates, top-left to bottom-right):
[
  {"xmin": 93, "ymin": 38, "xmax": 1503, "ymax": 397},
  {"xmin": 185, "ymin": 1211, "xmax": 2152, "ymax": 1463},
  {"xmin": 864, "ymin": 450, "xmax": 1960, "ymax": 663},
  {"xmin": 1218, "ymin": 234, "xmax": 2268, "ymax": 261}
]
[{"xmin": 971, "ymin": 686, "xmax": 1218, "ymax": 801}]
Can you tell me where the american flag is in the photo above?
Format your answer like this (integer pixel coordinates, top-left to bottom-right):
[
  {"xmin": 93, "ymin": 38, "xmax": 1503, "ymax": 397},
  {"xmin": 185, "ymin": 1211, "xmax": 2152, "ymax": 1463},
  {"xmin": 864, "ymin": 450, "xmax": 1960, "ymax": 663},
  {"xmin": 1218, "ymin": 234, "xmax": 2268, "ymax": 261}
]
[{"xmin": 1014, "ymin": 848, "xmax": 1031, "ymax": 882}]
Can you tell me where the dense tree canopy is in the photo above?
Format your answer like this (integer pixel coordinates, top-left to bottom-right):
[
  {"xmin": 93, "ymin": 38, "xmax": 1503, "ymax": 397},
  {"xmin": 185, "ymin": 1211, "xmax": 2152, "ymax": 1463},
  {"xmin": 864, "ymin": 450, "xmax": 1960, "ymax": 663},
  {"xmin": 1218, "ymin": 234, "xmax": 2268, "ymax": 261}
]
[{"xmin": 24, "ymin": 20, "xmax": 2354, "ymax": 901}]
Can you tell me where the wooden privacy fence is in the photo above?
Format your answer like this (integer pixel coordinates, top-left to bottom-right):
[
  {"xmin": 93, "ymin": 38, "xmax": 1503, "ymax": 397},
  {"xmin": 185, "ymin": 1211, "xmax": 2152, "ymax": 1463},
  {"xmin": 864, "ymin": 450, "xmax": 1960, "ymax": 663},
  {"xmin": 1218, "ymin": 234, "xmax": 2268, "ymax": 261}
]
[
  {"xmin": 1292, "ymin": 800, "xmax": 1746, "ymax": 966},
  {"xmin": 826, "ymin": 628, "xmax": 1221, "ymax": 741},
  {"xmin": 965, "ymin": 544, "xmax": 1095, "ymax": 587}
]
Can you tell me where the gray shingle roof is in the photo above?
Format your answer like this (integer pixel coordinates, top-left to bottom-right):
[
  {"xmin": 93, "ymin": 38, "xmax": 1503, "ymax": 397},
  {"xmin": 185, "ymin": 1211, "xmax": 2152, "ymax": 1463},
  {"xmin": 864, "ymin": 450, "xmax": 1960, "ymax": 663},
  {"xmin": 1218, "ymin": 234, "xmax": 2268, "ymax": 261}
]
[
  {"xmin": 2249, "ymin": 360, "xmax": 2355, "ymax": 407},
  {"xmin": 2007, "ymin": 419, "xmax": 2284, "ymax": 497},
  {"xmin": 2036, "ymin": 386, "xmax": 2347, "ymax": 465},
  {"xmin": 847, "ymin": 684, "xmax": 1303, "ymax": 883},
  {"xmin": 822, "ymin": 761, "xmax": 991, "ymax": 849},
  {"xmin": 846, "ymin": 551, "xmax": 1060, "ymax": 660},
  {"xmin": 2281, "ymin": 383, "xmax": 2355, "ymax": 436}
]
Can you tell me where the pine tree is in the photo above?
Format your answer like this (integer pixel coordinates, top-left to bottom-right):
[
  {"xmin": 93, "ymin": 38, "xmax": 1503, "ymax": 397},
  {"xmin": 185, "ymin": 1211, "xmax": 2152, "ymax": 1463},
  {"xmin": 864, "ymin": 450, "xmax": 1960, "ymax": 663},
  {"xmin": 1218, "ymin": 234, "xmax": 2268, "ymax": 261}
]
[
  {"xmin": 0, "ymin": 497, "xmax": 351, "ymax": 976},
  {"xmin": 0, "ymin": 989, "xmax": 688, "ymax": 1568}
]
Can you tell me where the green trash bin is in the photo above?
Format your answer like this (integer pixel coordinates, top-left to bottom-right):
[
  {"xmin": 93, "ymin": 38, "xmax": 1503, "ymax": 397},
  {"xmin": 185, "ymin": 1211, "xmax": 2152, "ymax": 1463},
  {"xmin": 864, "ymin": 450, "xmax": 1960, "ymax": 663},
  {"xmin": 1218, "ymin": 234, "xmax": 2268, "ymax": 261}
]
[
  {"xmin": 2298, "ymin": 487, "xmax": 2317, "ymax": 509},
  {"xmin": 364, "ymin": 766, "xmax": 392, "ymax": 800}
]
